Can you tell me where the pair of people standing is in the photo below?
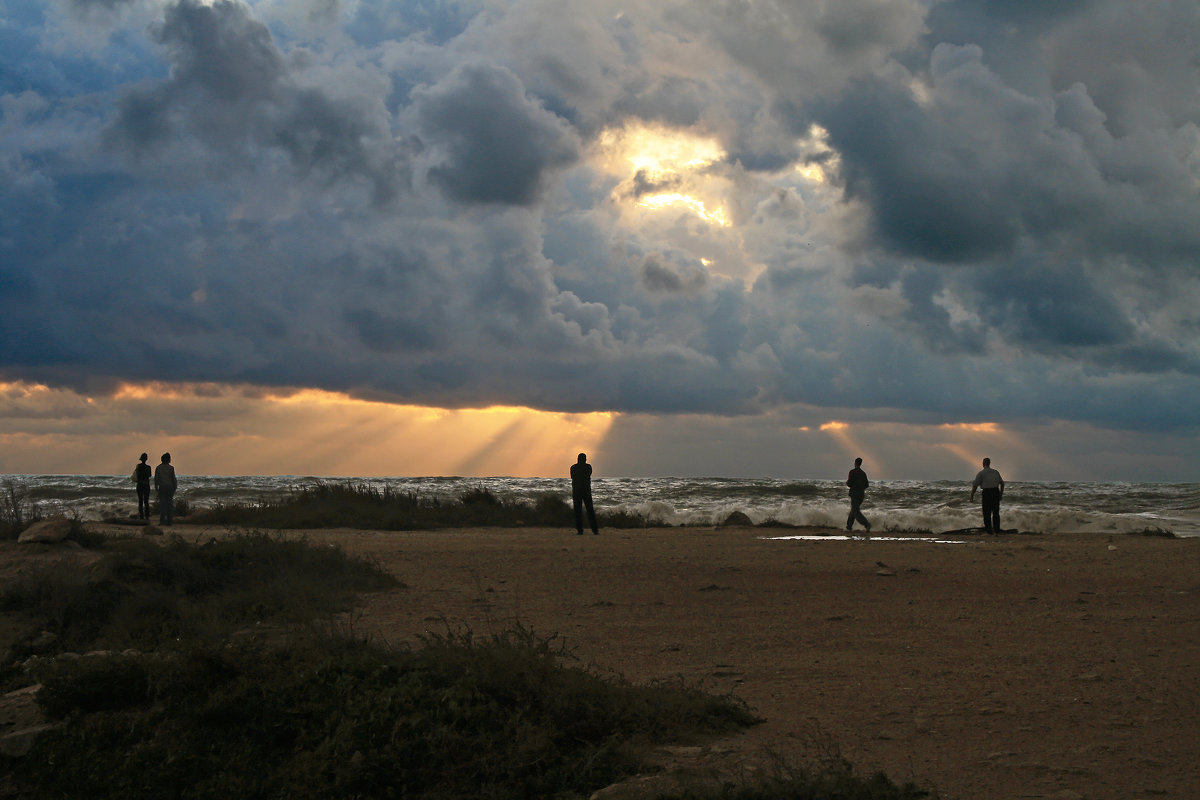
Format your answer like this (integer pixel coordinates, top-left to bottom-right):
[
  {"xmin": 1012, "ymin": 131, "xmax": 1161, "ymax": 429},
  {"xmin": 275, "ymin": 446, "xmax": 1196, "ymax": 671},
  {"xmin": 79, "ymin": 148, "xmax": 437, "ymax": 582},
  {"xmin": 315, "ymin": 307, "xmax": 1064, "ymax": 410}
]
[
  {"xmin": 134, "ymin": 452, "xmax": 177, "ymax": 525},
  {"xmin": 845, "ymin": 456, "xmax": 1006, "ymax": 535}
]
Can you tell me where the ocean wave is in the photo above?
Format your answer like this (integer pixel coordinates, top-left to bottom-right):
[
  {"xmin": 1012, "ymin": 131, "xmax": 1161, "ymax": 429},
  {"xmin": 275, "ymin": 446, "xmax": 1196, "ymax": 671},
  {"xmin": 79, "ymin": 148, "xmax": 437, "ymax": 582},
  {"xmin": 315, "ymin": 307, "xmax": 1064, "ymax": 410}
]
[{"xmin": 3, "ymin": 475, "xmax": 1195, "ymax": 536}]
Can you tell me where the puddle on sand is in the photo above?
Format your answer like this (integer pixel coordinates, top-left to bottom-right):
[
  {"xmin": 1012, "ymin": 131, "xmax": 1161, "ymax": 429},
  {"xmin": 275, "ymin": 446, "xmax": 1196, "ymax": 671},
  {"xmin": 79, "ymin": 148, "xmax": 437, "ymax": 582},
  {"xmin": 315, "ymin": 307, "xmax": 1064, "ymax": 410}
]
[{"xmin": 763, "ymin": 535, "xmax": 968, "ymax": 544}]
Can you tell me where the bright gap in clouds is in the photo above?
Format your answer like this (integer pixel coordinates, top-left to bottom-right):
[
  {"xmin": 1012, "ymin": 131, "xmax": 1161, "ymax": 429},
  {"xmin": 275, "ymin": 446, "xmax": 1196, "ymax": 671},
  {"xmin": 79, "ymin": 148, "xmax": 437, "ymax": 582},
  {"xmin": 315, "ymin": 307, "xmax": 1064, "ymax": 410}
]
[
  {"xmin": 597, "ymin": 121, "xmax": 731, "ymax": 227},
  {"xmin": 636, "ymin": 193, "xmax": 730, "ymax": 226}
]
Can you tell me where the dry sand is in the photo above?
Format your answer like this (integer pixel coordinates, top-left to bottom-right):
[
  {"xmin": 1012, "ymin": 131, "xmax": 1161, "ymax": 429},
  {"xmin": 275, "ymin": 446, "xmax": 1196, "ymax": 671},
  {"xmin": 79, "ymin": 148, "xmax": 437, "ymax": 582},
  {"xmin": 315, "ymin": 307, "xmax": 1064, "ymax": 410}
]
[
  {"xmin": 8, "ymin": 524, "xmax": 1200, "ymax": 800},
  {"xmin": 298, "ymin": 525, "xmax": 1200, "ymax": 800}
]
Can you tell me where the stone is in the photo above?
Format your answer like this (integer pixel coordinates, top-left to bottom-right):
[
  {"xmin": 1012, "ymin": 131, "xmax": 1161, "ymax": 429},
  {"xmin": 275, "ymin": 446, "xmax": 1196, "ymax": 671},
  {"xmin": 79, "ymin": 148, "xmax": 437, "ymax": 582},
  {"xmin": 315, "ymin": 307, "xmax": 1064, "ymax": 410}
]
[
  {"xmin": 720, "ymin": 510, "xmax": 753, "ymax": 526},
  {"xmin": 17, "ymin": 516, "xmax": 73, "ymax": 544}
]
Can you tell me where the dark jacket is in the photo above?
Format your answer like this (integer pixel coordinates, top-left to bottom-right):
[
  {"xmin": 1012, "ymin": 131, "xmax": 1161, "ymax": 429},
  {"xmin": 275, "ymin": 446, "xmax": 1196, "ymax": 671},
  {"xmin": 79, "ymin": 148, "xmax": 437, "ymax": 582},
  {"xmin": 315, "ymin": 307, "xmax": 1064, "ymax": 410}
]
[
  {"xmin": 570, "ymin": 462, "xmax": 592, "ymax": 497},
  {"xmin": 846, "ymin": 467, "xmax": 869, "ymax": 496}
]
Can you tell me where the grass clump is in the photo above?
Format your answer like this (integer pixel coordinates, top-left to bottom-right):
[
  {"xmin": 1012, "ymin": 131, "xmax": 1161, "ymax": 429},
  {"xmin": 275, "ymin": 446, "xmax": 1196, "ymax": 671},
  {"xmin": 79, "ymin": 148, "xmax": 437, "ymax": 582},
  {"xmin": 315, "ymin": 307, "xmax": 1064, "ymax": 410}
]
[
  {"xmin": 188, "ymin": 482, "xmax": 665, "ymax": 530},
  {"xmin": 0, "ymin": 480, "xmax": 42, "ymax": 540}
]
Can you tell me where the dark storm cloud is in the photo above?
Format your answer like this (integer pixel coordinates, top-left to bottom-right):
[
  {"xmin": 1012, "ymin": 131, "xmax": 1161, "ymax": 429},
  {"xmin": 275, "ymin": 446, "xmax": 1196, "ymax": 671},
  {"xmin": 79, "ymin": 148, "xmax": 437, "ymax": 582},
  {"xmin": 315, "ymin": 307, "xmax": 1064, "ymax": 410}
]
[
  {"xmin": 104, "ymin": 0, "xmax": 401, "ymax": 198},
  {"xmin": 412, "ymin": 63, "xmax": 580, "ymax": 205},
  {"xmin": 816, "ymin": 73, "xmax": 1022, "ymax": 262},
  {"xmin": 970, "ymin": 257, "xmax": 1133, "ymax": 350},
  {"xmin": 343, "ymin": 307, "xmax": 440, "ymax": 353},
  {"xmin": 3, "ymin": 0, "xmax": 1200, "ymax": 441}
]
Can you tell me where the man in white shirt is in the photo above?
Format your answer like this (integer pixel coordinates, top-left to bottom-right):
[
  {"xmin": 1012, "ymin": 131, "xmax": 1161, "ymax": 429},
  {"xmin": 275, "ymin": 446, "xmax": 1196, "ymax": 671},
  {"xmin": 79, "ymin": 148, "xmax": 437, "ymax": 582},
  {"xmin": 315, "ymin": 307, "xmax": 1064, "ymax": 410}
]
[{"xmin": 969, "ymin": 457, "xmax": 1004, "ymax": 534}]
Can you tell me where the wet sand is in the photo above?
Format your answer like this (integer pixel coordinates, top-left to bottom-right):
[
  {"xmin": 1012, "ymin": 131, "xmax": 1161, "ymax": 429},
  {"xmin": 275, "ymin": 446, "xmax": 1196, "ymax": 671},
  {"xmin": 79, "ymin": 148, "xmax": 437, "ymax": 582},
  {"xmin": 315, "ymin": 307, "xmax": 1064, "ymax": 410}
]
[{"xmin": 289, "ymin": 525, "xmax": 1200, "ymax": 800}]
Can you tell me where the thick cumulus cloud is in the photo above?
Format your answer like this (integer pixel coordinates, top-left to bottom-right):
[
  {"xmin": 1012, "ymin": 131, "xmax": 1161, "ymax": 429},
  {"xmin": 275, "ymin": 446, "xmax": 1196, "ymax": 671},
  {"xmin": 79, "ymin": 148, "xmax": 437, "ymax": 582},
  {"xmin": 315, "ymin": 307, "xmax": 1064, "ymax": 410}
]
[
  {"xmin": 2, "ymin": 0, "xmax": 1200, "ymax": 436},
  {"xmin": 412, "ymin": 63, "xmax": 581, "ymax": 205}
]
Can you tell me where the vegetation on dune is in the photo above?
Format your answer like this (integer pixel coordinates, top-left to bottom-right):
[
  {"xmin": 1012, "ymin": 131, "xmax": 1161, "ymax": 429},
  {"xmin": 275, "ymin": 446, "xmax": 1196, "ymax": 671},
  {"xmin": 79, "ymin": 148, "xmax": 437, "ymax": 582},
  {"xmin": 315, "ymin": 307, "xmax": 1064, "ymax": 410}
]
[
  {"xmin": 14, "ymin": 627, "xmax": 763, "ymax": 800},
  {"xmin": 186, "ymin": 482, "xmax": 668, "ymax": 529}
]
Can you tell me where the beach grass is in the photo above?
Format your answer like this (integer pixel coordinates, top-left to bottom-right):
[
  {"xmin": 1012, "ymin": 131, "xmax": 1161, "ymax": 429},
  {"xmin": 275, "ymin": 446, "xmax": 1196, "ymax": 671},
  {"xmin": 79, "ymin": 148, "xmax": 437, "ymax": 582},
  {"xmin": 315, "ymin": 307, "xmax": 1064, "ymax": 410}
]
[
  {"xmin": 0, "ymin": 479, "xmax": 42, "ymax": 540},
  {"xmin": 185, "ymin": 481, "xmax": 668, "ymax": 529}
]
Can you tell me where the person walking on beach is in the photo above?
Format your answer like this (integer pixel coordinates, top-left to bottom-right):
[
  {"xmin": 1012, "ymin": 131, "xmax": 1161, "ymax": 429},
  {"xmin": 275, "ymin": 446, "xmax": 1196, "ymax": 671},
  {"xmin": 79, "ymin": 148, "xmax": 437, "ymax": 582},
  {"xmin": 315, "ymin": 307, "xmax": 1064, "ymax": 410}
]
[
  {"xmin": 570, "ymin": 452, "xmax": 599, "ymax": 536},
  {"xmin": 845, "ymin": 457, "xmax": 871, "ymax": 534},
  {"xmin": 154, "ymin": 452, "xmax": 177, "ymax": 526},
  {"xmin": 969, "ymin": 457, "xmax": 1004, "ymax": 534},
  {"xmin": 133, "ymin": 452, "xmax": 152, "ymax": 520}
]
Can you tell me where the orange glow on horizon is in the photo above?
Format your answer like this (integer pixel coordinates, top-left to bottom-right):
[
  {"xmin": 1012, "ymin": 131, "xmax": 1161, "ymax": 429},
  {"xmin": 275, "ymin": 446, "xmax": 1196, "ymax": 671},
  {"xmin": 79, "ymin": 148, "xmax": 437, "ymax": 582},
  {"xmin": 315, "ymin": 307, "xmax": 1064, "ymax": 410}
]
[{"xmin": 0, "ymin": 380, "xmax": 615, "ymax": 477}]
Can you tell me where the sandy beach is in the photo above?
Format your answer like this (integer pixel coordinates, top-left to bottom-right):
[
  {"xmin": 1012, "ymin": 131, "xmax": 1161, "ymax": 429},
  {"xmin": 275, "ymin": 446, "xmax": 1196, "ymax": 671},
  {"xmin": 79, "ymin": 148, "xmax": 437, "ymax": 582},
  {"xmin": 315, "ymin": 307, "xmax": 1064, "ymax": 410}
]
[
  {"xmin": 260, "ymin": 524, "xmax": 1200, "ymax": 800},
  {"xmin": 7, "ymin": 522, "xmax": 1198, "ymax": 799}
]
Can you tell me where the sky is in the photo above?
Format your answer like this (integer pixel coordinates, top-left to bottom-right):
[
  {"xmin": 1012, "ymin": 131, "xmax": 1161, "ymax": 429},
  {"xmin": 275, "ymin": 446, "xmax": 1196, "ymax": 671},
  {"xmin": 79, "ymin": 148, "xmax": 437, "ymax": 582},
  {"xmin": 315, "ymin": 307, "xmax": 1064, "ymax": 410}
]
[{"xmin": 2, "ymin": 0, "xmax": 1199, "ymax": 481}]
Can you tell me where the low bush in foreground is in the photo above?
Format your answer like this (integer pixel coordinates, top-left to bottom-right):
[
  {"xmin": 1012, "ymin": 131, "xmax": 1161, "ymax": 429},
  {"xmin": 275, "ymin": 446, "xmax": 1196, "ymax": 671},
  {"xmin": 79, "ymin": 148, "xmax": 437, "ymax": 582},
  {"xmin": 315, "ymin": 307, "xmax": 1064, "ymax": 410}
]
[{"xmin": 9, "ymin": 626, "xmax": 762, "ymax": 800}]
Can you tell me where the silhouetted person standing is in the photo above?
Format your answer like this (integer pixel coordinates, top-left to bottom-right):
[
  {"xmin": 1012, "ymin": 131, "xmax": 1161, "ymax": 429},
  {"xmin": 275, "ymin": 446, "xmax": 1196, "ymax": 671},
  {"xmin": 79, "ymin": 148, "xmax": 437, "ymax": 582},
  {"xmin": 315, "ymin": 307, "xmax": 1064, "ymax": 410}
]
[
  {"xmin": 134, "ymin": 452, "xmax": 152, "ymax": 520},
  {"xmin": 570, "ymin": 452, "xmax": 599, "ymax": 535},
  {"xmin": 970, "ymin": 457, "xmax": 1004, "ymax": 534},
  {"xmin": 154, "ymin": 452, "xmax": 177, "ymax": 526},
  {"xmin": 845, "ymin": 457, "xmax": 871, "ymax": 534}
]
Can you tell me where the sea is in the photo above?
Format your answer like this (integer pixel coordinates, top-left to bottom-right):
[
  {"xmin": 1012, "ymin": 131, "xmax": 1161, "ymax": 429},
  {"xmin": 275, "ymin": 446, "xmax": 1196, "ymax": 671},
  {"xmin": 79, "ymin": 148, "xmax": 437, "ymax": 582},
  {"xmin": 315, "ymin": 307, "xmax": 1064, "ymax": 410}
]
[{"xmin": 5, "ymin": 475, "xmax": 1199, "ymax": 538}]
